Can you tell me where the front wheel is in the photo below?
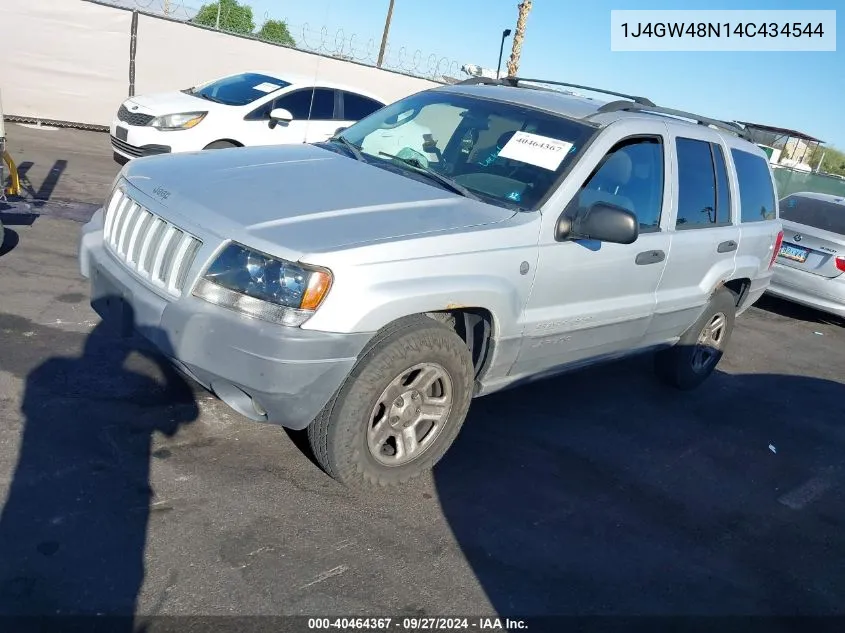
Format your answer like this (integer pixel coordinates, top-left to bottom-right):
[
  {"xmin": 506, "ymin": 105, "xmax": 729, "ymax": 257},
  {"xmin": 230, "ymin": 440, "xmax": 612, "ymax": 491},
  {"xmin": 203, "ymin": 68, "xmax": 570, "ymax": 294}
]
[
  {"xmin": 655, "ymin": 287, "xmax": 736, "ymax": 390},
  {"xmin": 307, "ymin": 316, "xmax": 475, "ymax": 487}
]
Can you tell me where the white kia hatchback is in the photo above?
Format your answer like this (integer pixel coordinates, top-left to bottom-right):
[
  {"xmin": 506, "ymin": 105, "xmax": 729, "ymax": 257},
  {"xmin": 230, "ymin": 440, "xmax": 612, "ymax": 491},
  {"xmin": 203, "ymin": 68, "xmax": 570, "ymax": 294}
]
[{"xmin": 110, "ymin": 71, "xmax": 387, "ymax": 164}]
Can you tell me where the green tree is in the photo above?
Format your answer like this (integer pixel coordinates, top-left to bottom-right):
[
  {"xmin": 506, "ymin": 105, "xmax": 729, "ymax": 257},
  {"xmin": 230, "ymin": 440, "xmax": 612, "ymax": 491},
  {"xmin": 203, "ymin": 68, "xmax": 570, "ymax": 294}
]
[
  {"xmin": 192, "ymin": 0, "xmax": 254, "ymax": 35},
  {"xmin": 257, "ymin": 19, "xmax": 296, "ymax": 47},
  {"xmin": 807, "ymin": 144, "xmax": 845, "ymax": 177}
]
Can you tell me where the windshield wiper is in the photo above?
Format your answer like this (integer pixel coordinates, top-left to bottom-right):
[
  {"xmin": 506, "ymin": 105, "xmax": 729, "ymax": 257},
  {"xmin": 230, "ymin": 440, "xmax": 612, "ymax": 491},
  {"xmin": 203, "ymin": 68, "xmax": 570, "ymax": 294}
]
[
  {"xmin": 194, "ymin": 92, "xmax": 225, "ymax": 104},
  {"xmin": 329, "ymin": 136, "xmax": 365, "ymax": 161},
  {"xmin": 378, "ymin": 151, "xmax": 481, "ymax": 201}
]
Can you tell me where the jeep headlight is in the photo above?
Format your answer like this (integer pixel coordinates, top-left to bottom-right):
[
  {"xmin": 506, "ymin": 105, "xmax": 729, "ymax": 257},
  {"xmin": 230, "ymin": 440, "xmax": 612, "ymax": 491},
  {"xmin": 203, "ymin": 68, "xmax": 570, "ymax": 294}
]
[
  {"xmin": 149, "ymin": 111, "xmax": 207, "ymax": 130},
  {"xmin": 193, "ymin": 243, "xmax": 332, "ymax": 326}
]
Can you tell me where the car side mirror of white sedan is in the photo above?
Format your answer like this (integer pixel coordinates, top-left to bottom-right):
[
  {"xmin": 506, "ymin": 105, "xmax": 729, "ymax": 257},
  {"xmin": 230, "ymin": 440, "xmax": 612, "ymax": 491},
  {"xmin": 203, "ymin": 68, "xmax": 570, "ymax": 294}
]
[{"xmin": 269, "ymin": 108, "xmax": 294, "ymax": 124}]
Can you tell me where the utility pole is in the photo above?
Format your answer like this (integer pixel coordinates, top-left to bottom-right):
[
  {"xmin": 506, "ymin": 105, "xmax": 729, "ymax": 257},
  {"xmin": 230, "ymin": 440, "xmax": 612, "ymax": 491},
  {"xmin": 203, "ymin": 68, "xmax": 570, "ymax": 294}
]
[
  {"xmin": 816, "ymin": 150, "xmax": 826, "ymax": 173},
  {"xmin": 377, "ymin": 0, "xmax": 395, "ymax": 68}
]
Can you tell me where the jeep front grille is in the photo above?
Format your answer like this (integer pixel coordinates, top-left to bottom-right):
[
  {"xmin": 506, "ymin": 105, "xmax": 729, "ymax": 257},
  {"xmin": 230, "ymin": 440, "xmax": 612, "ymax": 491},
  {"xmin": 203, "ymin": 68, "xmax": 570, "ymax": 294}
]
[{"xmin": 102, "ymin": 188, "xmax": 202, "ymax": 297}]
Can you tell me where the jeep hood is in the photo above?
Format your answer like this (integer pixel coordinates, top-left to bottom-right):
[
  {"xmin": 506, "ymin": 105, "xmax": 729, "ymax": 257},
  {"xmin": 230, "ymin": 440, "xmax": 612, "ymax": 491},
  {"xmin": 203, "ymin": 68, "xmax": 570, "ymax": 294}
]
[{"xmin": 120, "ymin": 144, "xmax": 516, "ymax": 258}]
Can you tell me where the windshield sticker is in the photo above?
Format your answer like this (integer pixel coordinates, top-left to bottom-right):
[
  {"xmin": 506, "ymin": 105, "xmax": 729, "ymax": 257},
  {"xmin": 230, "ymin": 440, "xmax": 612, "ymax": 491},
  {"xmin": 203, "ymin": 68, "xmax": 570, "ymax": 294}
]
[
  {"xmin": 506, "ymin": 190, "xmax": 523, "ymax": 202},
  {"xmin": 253, "ymin": 82, "xmax": 282, "ymax": 93},
  {"xmin": 498, "ymin": 131, "xmax": 574, "ymax": 171}
]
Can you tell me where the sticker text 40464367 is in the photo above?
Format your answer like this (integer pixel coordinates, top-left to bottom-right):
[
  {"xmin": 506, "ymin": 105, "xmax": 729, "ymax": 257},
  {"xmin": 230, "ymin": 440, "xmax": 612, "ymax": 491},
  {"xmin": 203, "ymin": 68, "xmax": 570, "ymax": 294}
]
[{"xmin": 498, "ymin": 131, "xmax": 574, "ymax": 171}]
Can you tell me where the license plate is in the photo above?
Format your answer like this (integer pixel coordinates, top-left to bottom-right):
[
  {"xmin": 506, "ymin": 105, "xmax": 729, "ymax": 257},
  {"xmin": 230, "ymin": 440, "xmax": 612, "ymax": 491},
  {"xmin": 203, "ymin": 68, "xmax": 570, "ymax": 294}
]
[
  {"xmin": 116, "ymin": 126, "xmax": 128, "ymax": 141},
  {"xmin": 779, "ymin": 242, "xmax": 809, "ymax": 263}
]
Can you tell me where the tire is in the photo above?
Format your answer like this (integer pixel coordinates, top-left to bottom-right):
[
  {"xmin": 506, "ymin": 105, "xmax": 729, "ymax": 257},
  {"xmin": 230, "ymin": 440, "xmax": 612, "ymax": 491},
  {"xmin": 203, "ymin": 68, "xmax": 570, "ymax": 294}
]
[
  {"xmin": 307, "ymin": 315, "xmax": 475, "ymax": 487},
  {"xmin": 655, "ymin": 287, "xmax": 736, "ymax": 390},
  {"xmin": 204, "ymin": 140, "xmax": 239, "ymax": 150}
]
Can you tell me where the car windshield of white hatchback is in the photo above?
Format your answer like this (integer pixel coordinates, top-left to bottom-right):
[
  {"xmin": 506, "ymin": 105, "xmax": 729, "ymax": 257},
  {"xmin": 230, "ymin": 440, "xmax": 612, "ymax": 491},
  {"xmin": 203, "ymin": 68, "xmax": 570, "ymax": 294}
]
[
  {"xmin": 187, "ymin": 73, "xmax": 291, "ymax": 106},
  {"xmin": 335, "ymin": 89, "xmax": 596, "ymax": 210}
]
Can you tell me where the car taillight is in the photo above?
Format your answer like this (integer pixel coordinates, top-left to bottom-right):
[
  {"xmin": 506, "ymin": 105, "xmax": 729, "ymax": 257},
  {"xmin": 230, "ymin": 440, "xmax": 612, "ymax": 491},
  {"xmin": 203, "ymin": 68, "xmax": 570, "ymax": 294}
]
[
  {"xmin": 769, "ymin": 230, "xmax": 784, "ymax": 269},
  {"xmin": 836, "ymin": 256, "xmax": 845, "ymax": 273}
]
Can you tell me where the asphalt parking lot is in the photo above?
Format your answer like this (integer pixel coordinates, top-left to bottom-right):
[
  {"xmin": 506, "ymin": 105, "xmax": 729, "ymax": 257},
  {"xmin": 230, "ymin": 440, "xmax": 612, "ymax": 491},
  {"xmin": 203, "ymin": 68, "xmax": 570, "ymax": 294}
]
[{"xmin": 1, "ymin": 123, "xmax": 845, "ymax": 623}]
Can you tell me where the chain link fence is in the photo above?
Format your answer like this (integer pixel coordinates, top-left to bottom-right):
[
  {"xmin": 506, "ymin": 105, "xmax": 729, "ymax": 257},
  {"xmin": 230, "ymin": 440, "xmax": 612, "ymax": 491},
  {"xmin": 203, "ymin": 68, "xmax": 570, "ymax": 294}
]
[
  {"xmin": 98, "ymin": 0, "xmax": 463, "ymax": 82},
  {"xmin": 773, "ymin": 167, "xmax": 845, "ymax": 199}
]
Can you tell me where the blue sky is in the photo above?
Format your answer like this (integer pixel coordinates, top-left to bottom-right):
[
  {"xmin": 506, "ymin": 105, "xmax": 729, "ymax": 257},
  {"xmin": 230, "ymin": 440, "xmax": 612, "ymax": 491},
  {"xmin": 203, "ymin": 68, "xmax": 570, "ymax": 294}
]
[{"xmin": 226, "ymin": 0, "xmax": 843, "ymax": 147}]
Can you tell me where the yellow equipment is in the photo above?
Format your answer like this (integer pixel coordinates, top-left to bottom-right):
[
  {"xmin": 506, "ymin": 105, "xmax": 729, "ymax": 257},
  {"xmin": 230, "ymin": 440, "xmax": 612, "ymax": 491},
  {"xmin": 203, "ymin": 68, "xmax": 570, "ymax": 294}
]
[
  {"xmin": 2, "ymin": 148, "xmax": 21, "ymax": 197},
  {"xmin": 1, "ymin": 87, "xmax": 21, "ymax": 197}
]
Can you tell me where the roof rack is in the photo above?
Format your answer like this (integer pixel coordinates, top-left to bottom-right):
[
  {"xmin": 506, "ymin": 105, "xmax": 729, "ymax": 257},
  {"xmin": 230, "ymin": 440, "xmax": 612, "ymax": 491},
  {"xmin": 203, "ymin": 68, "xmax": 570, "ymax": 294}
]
[
  {"xmin": 454, "ymin": 76, "xmax": 656, "ymax": 106},
  {"xmin": 593, "ymin": 101, "xmax": 750, "ymax": 139},
  {"xmin": 453, "ymin": 77, "xmax": 748, "ymax": 139},
  {"xmin": 455, "ymin": 76, "xmax": 558, "ymax": 93}
]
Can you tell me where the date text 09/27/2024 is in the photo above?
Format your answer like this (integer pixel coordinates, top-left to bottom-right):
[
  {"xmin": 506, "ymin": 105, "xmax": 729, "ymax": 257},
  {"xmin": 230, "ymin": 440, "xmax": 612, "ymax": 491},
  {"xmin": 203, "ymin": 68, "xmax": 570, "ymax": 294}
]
[
  {"xmin": 620, "ymin": 22, "xmax": 825, "ymax": 38},
  {"xmin": 307, "ymin": 617, "xmax": 528, "ymax": 631}
]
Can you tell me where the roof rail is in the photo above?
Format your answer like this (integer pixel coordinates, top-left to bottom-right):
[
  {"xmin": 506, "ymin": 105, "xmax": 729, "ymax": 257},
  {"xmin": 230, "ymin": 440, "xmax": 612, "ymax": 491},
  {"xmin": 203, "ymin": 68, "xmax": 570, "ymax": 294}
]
[
  {"xmin": 593, "ymin": 101, "xmax": 750, "ymax": 139},
  {"xmin": 454, "ymin": 76, "xmax": 655, "ymax": 106},
  {"xmin": 509, "ymin": 78, "xmax": 656, "ymax": 106},
  {"xmin": 455, "ymin": 76, "xmax": 500, "ymax": 86},
  {"xmin": 454, "ymin": 76, "xmax": 556, "ymax": 93}
]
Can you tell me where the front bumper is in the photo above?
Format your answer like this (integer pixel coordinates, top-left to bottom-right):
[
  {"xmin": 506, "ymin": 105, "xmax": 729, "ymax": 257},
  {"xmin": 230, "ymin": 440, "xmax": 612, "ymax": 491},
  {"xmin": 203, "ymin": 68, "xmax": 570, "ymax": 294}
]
[
  {"xmin": 766, "ymin": 262, "xmax": 845, "ymax": 318},
  {"xmin": 111, "ymin": 136, "xmax": 171, "ymax": 164},
  {"xmin": 110, "ymin": 116, "xmax": 188, "ymax": 163},
  {"xmin": 79, "ymin": 214, "xmax": 373, "ymax": 429}
]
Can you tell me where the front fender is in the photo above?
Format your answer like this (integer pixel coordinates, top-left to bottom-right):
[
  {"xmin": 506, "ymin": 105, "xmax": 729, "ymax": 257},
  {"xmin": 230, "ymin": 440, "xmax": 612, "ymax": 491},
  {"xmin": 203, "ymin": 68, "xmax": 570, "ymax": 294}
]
[{"xmin": 303, "ymin": 273, "xmax": 528, "ymax": 338}]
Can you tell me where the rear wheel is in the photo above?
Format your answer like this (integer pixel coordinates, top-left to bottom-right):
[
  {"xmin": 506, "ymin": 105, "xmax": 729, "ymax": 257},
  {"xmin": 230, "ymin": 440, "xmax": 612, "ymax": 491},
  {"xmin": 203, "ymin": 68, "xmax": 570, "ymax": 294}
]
[
  {"xmin": 307, "ymin": 316, "xmax": 474, "ymax": 487},
  {"xmin": 655, "ymin": 287, "xmax": 736, "ymax": 390}
]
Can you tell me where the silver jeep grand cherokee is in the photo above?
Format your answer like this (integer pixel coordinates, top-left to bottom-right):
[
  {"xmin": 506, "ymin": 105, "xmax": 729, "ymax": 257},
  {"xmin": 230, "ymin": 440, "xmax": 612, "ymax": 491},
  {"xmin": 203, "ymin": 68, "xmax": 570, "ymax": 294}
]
[{"xmin": 79, "ymin": 77, "xmax": 783, "ymax": 487}]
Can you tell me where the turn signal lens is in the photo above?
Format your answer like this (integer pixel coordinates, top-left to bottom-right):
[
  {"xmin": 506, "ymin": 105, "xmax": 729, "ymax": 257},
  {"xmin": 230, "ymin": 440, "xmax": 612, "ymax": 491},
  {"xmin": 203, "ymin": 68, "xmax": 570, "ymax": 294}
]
[{"xmin": 301, "ymin": 270, "xmax": 333, "ymax": 310}]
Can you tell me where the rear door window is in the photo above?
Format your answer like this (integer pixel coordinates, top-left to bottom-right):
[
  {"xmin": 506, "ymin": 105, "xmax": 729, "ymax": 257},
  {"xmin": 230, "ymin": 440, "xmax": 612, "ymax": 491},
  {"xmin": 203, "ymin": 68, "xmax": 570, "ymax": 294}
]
[
  {"xmin": 712, "ymin": 144, "xmax": 732, "ymax": 223},
  {"xmin": 342, "ymin": 92, "xmax": 385, "ymax": 120},
  {"xmin": 779, "ymin": 196, "xmax": 845, "ymax": 235},
  {"xmin": 675, "ymin": 137, "xmax": 731, "ymax": 228},
  {"xmin": 731, "ymin": 148, "xmax": 777, "ymax": 222}
]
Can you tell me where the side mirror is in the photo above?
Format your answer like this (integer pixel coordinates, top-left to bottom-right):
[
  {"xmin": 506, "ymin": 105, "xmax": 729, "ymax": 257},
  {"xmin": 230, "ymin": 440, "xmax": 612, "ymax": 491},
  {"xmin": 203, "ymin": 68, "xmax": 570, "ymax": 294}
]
[
  {"xmin": 269, "ymin": 108, "xmax": 293, "ymax": 124},
  {"xmin": 555, "ymin": 202, "xmax": 639, "ymax": 244}
]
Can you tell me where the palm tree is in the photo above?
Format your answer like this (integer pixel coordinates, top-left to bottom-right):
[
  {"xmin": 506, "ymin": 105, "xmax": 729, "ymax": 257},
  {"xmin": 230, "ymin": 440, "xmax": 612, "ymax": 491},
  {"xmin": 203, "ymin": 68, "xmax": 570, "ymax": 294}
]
[{"xmin": 506, "ymin": 0, "xmax": 533, "ymax": 77}]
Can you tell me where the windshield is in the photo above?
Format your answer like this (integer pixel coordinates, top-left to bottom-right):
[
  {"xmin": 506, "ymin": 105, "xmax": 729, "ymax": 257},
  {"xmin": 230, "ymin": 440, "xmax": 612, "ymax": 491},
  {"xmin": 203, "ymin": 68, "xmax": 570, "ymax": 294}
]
[
  {"xmin": 780, "ymin": 195, "xmax": 845, "ymax": 236},
  {"xmin": 188, "ymin": 72, "xmax": 290, "ymax": 106},
  {"xmin": 337, "ymin": 89, "xmax": 596, "ymax": 209}
]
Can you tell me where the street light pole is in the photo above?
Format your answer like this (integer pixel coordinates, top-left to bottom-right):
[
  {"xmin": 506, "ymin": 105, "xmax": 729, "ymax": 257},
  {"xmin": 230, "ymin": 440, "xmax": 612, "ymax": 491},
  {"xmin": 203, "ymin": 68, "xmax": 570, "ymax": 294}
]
[{"xmin": 497, "ymin": 29, "xmax": 512, "ymax": 79}]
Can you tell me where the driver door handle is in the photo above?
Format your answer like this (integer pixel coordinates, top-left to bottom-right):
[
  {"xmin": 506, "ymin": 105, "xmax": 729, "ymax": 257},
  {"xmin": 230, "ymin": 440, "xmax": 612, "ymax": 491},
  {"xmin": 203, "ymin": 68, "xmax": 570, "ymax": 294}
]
[{"xmin": 635, "ymin": 250, "xmax": 666, "ymax": 265}]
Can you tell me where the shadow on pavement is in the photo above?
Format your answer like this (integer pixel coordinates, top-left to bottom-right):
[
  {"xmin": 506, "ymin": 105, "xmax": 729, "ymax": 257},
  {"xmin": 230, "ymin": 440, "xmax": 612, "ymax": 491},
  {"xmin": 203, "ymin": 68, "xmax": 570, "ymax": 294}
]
[
  {"xmin": 433, "ymin": 352, "xmax": 845, "ymax": 620},
  {"xmin": 15, "ymin": 160, "xmax": 68, "ymax": 207},
  {"xmin": 0, "ymin": 226, "xmax": 19, "ymax": 257},
  {"xmin": 754, "ymin": 294, "xmax": 844, "ymax": 328},
  {"xmin": 0, "ymin": 297, "xmax": 199, "ymax": 628}
]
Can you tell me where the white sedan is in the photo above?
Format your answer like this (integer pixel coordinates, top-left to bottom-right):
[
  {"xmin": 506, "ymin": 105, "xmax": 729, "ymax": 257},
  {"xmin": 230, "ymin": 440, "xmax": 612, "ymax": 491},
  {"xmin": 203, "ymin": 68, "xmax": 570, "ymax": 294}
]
[{"xmin": 110, "ymin": 71, "xmax": 387, "ymax": 164}]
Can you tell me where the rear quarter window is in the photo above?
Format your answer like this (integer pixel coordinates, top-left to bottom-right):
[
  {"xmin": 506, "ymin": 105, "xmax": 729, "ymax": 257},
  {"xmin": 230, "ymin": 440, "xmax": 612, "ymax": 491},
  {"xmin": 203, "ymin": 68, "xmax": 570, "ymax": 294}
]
[
  {"xmin": 731, "ymin": 148, "xmax": 777, "ymax": 223},
  {"xmin": 779, "ymin": 196, "xmax": 845, "ymax": 236}
]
